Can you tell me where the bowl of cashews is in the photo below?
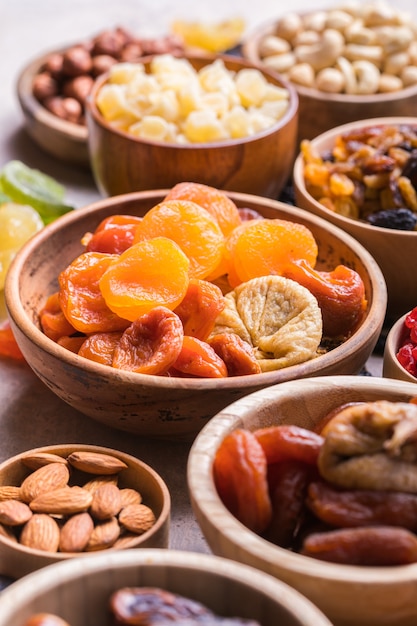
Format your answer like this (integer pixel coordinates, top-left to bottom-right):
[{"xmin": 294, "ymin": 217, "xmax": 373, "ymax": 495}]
[
  {"xmin": 242, "ymin": 1, "xmax": 417, "ymax": 144},
  {"xmin": 84, "ymin": 52, "xmax": 299, "ymax": 199}
]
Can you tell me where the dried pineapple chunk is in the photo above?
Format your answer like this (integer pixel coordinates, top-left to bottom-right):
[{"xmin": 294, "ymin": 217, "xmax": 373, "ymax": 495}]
[{"xmin": 183, "ymin": 110, "xmax": 229, "ymax": 143}]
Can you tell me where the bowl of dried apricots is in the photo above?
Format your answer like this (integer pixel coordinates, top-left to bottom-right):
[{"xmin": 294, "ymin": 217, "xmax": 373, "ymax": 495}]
[
  {"xmin": 5, "ymin": 183, "xmax": 386, "ymax": 439},
  {"xmin": 293, "ymin": 116, "xmax": 417, "ymax": 323},
  {"xmin": 188, "ymin": 374, "xmax": 417, "ymax": 626},
  {"xmin": 85, "ymin": 52, "xmax": 298, "ymax": 199}
]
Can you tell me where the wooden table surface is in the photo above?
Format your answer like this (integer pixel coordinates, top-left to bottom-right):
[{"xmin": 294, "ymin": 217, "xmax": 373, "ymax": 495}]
[{"xmin": 1, "ymin": 0, "xmax": 414, "ymax": 580}]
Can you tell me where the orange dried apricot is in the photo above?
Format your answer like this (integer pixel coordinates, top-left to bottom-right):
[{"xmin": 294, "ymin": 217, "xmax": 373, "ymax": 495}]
[
  {"xmin": 57, "ymin": 335, "xmax": 86, "ymax": 354},
  {"xmin": 173, "ymin": 278, "xmax": 226, "ymax": 341},
  {"xmin": 78, "ymin": 331, "xmax": 123, "ymax": 365},
  {"xmin": 133, "ymin": 200, "xmax": 224, "ymax": 279},
  {"xmin": 254, "ymin": 425, "xmax": 324, "ymax": 466},
  {"xmin": 164, "ymin": 182, "xmax": 241, "ymax": 236},
  {"xmin": 213, "ymin": 428, "xmax": 272, "ymax": 533},
  {"xmin": 208, "ymin": 333, "xmax": 261, "ymax": 376},
  {"xmin": 229, "ymin": 218, "xmax": 318, "ymax": 285},
  {"xmin": 0, "ymin": 320, "xmax": 25, "ymax": 361},
  {"xmin": 81, "ymin": 215, "xmax": 143, "ymax": 254},
  {"xmin": 170, "ymin": 335, "xmax": 228, "ymax": 378},
  {"xmin": 112, "ymin": 306, "xmax": 184, "ymax": 375},
  {"xmin": 223, "ymin": 218, "xmax": 264, "ymax": 288},
  {"xmin": 284, "ymin": 260, "xmax": 367, "ymax": 338},
  {"xmin": 99, "ymin": 237, "xmax": 190, "ymax": 321},
  {"xmin": 39, "ymin": 292, "xmax": 77, "ymax": 342},
  {"xmin": 59, "ymin": 252, "xmax": 130, "ymax": 334}
]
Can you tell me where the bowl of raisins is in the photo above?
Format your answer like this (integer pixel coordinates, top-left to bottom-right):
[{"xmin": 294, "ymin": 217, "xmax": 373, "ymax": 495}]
[
  {"xmin": 84, "ymin": 52, "xmax": 299, "ymax": 199},
  {"xmin": 5, "ymin": 186, "xmax": 386, "ymax": 439},
  {"xmin": 0, "ymin": 548, "xmax": 332, "ymax": 626},
  {"xmin": 383, "ymin": 307, "xmax": 417, "ymax": 383},
  {"xmin": 188, "ymin": 374, "xmax": 417, "ymax": 626},
  {"xmin": 293, "ymin": 116, "xmax": 417, "ymax": 323}
]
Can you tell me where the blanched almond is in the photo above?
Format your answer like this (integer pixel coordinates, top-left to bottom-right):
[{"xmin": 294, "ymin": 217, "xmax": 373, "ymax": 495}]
[
  {"xmin": 20, "ymin": 514, "xmax": 60, "ymax": 552},
  {"xmin": 20, "ymin": 462, "xmax": 70, "ymax": 503},
  {"xmin": 0, "ymin": 499, "xmax": 32, "ymax": 526},
  {"xmin": 118, "ymin": 503, "xmax": 156, "ymax": 534},
  {"xmin": 67, "ymin": 451, "xmax": 127, "ymax": 475},
  {"xmin": 30, "ymin": 486, "xmax": 93, "ymax": 515},
  {"xmin": 89, "ymin": 483, "xmax": 121, "ymax": 520},
  {"xmin": 59, "ymin": 512, "xmax": 94, "ymax": 553}
]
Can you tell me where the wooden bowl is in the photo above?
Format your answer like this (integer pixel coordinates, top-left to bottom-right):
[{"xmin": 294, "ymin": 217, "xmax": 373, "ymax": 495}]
[
  {"xmin": 0, "ymin": 549, "xmax": 332, "ymax": 626},
  {"xmin": 293, "ymin": 116, "xmax": 417, "ymax": 323},
  {"xmin": 17, "ymin": 48, "xmax": 90, "ymax": 167},
  {"xmin": 0, "ymin": 444, "xmax": 170, "ymax": 579},
  {"xmin": 383, "ymin": 312, "xmax": 417, "ymax": 383},
  {"xmin": 5, "ymin": 190, "xmax": 386, "ymax": 440},
  {"xmin": 84, "ymin": 54, "xmax": 299, "ymax": 199},
  {"xmin": 242, "ymin": 18, "xmax": 417, "ymax": 144},
  {"xmin": 188, "ymin": 375, "xmax": 417, "ymax": 626}
]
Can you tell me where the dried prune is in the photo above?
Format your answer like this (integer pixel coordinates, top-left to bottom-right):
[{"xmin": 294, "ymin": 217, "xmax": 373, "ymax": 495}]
[{"xmin": 366, "ymin": 207, "xmax": 417, "ymax": 230}]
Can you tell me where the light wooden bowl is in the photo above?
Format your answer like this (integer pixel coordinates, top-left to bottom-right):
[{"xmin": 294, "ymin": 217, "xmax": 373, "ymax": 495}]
[
  {"xmin": 383, "ymin": 312, "xmax": 417, "ymax": 384},
  {"xmin": 0, "ymin": 549, "xmax": 333, "ymax": 626},
  {"xmin": 5, "ymin": 190, "xmax": 386, "ymax": 439},
  {"xmin": 242, "ymin": 19, "xmax": 417, "ymax": 144},
  {"xmin": 85, "ymin": 54, "xmax": 299, "ymax": 199},
  {"xmin": 0, "ymin": 444, "xmax": 170, "ymax": 579},
  {"xmin": 188, "ymin": 375, "xmax": 417, "ymax": 626},
  {"xmin": 17, "ymin": 48, "xmax": 90, "ymax": 167},
  {"xmin": 293, "ymin": 116, "xmax": 417, "ymax": 323}
]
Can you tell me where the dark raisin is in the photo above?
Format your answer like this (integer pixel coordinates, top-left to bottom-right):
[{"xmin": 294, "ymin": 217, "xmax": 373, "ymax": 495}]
[
  {"xmin": 366, "ymin": 208, "xmax": 417, "ymax": 230},
  {"xmin": 402, "ymin": 150, "xmax": 417, "ymax": 188}
]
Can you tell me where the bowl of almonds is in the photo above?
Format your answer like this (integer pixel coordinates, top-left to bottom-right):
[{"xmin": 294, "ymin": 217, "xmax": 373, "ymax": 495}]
[
  {"xmin": 0, "ymin": 444, "xmax": 170, "ymax": 578},
  {"xmin": 188, "ymin": 375, "xmax": 417, "ymax": 626},
  {"xmin": 242, "ymin": 2, "xmax": 417, "ymax": 145}
]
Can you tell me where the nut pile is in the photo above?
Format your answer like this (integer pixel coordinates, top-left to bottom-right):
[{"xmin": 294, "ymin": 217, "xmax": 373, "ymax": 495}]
[
  {"xmin": 258, "ymin": 1, "xmax": 417, "ymax": 94},
  {"xmin": 0, "ymin": 450, "xmax": 157, "ymax": 553},
  {"xmin": 32, "ymin": 26, "xmax": 184, "ymax": 125}
]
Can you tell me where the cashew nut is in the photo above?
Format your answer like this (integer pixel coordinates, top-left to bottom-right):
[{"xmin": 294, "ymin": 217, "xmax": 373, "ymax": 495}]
[
  {"xmin": 344, "ymin": 43, "xmax": 384, "ymax": 66},
  {"xmin": 344, "ymin": 20, "xmax": 378, "ymax": 45},
  {"xmin": 378, "ymin": 73, "xmax": 403, "ymax": 92},
  {"xmin": 401, "ymin": 65, "xmax": 417, "ymax": 87},
  {"xmin": 259, "ymin": 35, "xmax": 291, "ymax": 57},
  {"xmin": 374, "ymin": 25, "xmax": 414, "ymax": 54},
  {"xmin": 325, "ymin": 9, "xmax": 355, "ymax": 31},
  {"xmin": 352, "ymin": 59, "xmax": 380, "ymax": 94},
  {"xmin": 292, "ymin": 30, "xmax": 321, "ymax": 47},
  {"xmin": 287, "ymin": 62, "xmax": 316, "ymax": 87},
  {"xmin": 275, "ymin": 12, "xmax": 303, "ymax": 41},
  {"xmin": 296, "ymin": 29, "xmax": 345, "ymax": 71},
  {"xmin": 315, "ymin": 67, "xmax": 345, "ymax": 92},
  {"xmin": 263, "ymin": 52, "xmax": 297, "ymax": 73},
  {"xmin": 383, "ymin": 51, "xmax": 409, "ymax": 75},
  {"xmin": 336, "ymin": 56, "xmax": 358, "ymax": 94},
  {"xmin": 302, "ymin": 11, "xmax": 327, "ymax": 33}
]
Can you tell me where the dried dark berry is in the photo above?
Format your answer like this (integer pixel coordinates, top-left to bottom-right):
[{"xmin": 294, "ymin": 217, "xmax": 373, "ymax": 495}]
[
  {"xmin": 366, "ymin": 208, "xmax": 417, "ymax": 230},
  {"xmin": 402, "ymin": 150, "xmax": 417, "ymax": 188}
]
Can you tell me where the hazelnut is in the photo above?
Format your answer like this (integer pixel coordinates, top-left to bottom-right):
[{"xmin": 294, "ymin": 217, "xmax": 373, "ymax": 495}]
[
  {"xmin": 92, "ymin": 30, "xmax": 126, "ymax": 57},
  {"xmin": 63, "ymin": 75, "xmax": 94, "ymax": 104},
  {"xmin": 119, "ymin": 42, "xmax": 144, "ymax": 62},
  {"xmin": 32, "ymin": 73, "xmax": 59, "ymax": 101},
  {"xmin": 62, "ymin": 46, "xmax": 93, "ymax": 77},
  {"xmin": 91, "ymin": 54, "xmax": 118, "ymax": 76},
  {"xmin": 44, "ymin": 95, "xmax": 82, "ymax": 123},
  {"xmin": 43, "ymin": 52, "xmax": 64, "ymax": 78}
]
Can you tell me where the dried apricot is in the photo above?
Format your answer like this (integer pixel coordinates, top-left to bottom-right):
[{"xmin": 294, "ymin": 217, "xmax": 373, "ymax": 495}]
[
  {"xmin": 173, "ymin": 278, "xmax": 225, "ymax": 341},
  {"xmin": 284, "ymin": 260, "xmax": 367, "ymax": 338},
  {"xmin": 99, "ymin": 237, "xmax": 190, "ymax": 321},
  {"xmin": 112, "ymin": 306, "xmax": 183, "ymax": 375},
  {"xmin": 164, "ymin": 182, "xmax": 241, "ymax": 236},
  {"xmin": 171, "ymin": 335, "xmax": 228, "ymax": 378},
  {"xmin": 0, "ymin": 320, "xmax": 25, "ymax": 361},
  {"xmin": 213, "ymin": 429, "xmax": 272, "ymax": 533},
  {"xmin": 81, "ymin": 215, "xmax": 143, "ymax": 254},
  {"xmin": 223, "ymin": 218, "xmax": 263, "ymax": 288},
  {"xmin": 208, "ymin": 333, "xmax": 261, "ymax": 376},
  {"xmin": 59, "ymin": 252, "xmax": 130, "ymax": 334},
  {"xmin": 229, "ymin": 218, "xmax": 318, "ymax": 285},
  {"xmin": 78, "ymin": 331, "xmax": 123, "ymax": 365},
  {"xmin": 57, "ymin": 335, "xmax": 86, "ymax": 354},
  {"xmin": 39, "ymin": 292, "xmax": 77, "ymax": 342},
  {"xmin": 254, "ymin": 425, "xmax": 324, "ymax": 466},
  {"xmin": 133, "ymin": 200, "xmax": 224, "ymax": 279}
]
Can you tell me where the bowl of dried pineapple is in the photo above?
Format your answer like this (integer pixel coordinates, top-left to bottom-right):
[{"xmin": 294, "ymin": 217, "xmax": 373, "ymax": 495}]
[
  {"xmin": 84, "ymin": 52, "xmax": 298, "ymax": 199},
  {"xmin": 5, "ymin": 185, "xmax": 385, "ymax": 439},
  {"xmin": 188, "ymin": 375, "xmax": 417, "ymax": 626},
  {"xmin": 292, "ymin": 116, "xmax": 417, "ymax": 323}
]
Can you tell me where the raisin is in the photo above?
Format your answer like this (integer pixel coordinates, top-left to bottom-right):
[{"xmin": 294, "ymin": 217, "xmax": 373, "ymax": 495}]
[{"xmin": 366, "ymin": 207, "xmax": 417, "ymax": 230}]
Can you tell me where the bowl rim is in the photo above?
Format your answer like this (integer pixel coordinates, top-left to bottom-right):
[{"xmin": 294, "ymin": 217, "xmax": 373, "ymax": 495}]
[
  {"xmin": 242, "ymin": 18, "xmax": 417, "ymax": 104},
  {"xmin": 187, "ymin": 374, "xmax": 417, "ymax": 585},
  {"xmin": 5, "ymin": 189, "xmax": 387, "ymax": 390},
  {"xmin": 85, "ymin": 52, "xmax": 299, "ymax": 149},
  {"xmin": 0, "ymin": 548, "xmax": 333, "ymax": 625},
  {"xmin": 293, "ymin": 116, "xmax": 417, "ymax": 235},
  {"xmin": 0, "ymin": 443, "xmax": 171, "ymax": 560}
]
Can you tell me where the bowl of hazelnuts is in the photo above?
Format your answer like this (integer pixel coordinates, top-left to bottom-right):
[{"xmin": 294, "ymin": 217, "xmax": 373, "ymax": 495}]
[{"xmin": 16, "ymin": 26, "xmax": 185, "ymax": 167}]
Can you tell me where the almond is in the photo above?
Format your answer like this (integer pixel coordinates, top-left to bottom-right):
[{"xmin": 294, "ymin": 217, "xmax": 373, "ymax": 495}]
[
  {"xmin": 0, "ymin": 522, "xmax": 17, "ymax": 543},
  {"xmin": 0, "ymin": 499, "xmax": 33, "ymax": 526},
  {"xmin": 67, "ymin": 451, "xmax": 128, "ymax": 475},
  {"xmin": 20, "ymin": 513, "xmax": 60, "ymax": 552},
  {"xmin": 85, "ymin": 516, "xmax": 120, "ymax": 551},
  {"xmin": 20, "ymin": 462, "xmax": 70, "ymax": 503},
  {"xmin": 59, "ymin": 512, "xmax": 94, "ymax": 553},
  {"xmin": 0, "ymin": 486, "xmax": 22, "ymax": 502},
  {"xmin": 30, "ymin": 486, "xmax": 93, "ymax": 515},
  {"xmin": 89, "ymin": 483, "xmax": 121, "ymax": 521},
  {"xmin": 82, "ymin": 474, "xmax": 119, "ymax": 493},
  {"xmin": 119, "ymin": 487, "xmax": 142, "ymax": 507},
  {"xmin": 21, "ymin": 452, "xmax": 68, "ymax": 471},
  {"xmin": 118, "ymin": 503, "xmax": 156, "ymax": 535}
]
